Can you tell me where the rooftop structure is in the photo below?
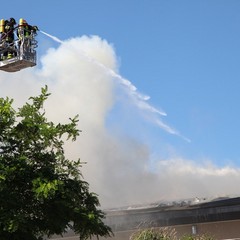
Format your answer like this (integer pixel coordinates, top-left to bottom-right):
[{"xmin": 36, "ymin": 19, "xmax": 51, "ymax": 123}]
[{"xmin": 51, "ymin": 196, "xmax": 240, "ymax": 240}]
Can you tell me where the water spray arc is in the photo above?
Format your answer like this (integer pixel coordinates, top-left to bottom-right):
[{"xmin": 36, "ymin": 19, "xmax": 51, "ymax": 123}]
[
  {"xmin": 40, "ymin": 30, "xmax": 63, "ymax": 44},
  {"xmin": 40, "ymin": 31, "xmax": 190, "ymax": 142}
]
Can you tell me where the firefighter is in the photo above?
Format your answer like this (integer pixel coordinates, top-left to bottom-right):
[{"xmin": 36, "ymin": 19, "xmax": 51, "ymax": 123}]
[
  {"xmin": 18, "ymin": 18, "xmax": 38, "ymax": 38},
  {"xmin": 4, "ymin": 17, "xmax": 16, "ymax": 59},
  {"xmin": 18, "ymin": 18, "xmax": 27, "ymax": 40},
  {"xmin": 18, "ymin": 18, "xmax": 29, "ymax": 55},
  {"xmin": 18, "ymin": 19, "xmax": 38, "ymax": 41}
]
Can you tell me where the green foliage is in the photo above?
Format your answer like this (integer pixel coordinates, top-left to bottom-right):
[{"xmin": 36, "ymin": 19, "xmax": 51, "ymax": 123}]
[
  {"xmin": 0, "ymin": 86, "xmax": 112, "ymax": 240},
  {"xmin": 130, "ymin": 227, "xmax": 177, "ymax": 240},
  {"xmin": 181, "ymin": 235, "xmax": 214, "ymax": 240},
  {"xmin": 130, "ymin": 228, "xmax": 214, "ymax": 240}
]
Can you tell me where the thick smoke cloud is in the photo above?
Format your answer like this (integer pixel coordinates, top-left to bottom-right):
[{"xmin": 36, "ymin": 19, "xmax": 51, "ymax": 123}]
[{"xmin": 0, "ymin": 35, "xmax": 240, "ymax": 208}]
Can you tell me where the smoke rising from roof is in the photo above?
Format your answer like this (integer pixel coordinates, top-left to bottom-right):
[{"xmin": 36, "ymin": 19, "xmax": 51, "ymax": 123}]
[{"xmin": 0, "ymin": 35, "xmax": 240, "ymax": 208}]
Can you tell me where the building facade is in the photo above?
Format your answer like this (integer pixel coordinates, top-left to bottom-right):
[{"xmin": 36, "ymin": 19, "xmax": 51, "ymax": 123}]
[{"xmin": 52, "ymin": 197, "xmax": 240, "ymax": 240}]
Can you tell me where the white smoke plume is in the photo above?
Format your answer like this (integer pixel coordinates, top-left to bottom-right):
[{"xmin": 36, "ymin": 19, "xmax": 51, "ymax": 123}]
[{"xmin": 0, "ymin": 35, "xmax": 240, "ymax": 208}]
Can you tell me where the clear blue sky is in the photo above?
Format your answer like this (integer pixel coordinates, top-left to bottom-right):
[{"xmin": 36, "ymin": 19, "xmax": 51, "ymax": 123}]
[{"xmin": 2, "ymin": 0, "xmax": 240, "ymax": 167}]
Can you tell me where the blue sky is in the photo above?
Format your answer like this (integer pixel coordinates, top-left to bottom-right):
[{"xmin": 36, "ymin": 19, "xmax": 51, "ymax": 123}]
[{"xmin": 1, "ymin": 1, "xmax": 240, "ymax": 206}]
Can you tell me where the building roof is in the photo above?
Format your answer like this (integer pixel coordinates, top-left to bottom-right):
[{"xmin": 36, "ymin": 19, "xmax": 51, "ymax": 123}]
[{"xmin": 104, "ymin": 196, "xmax": 240, "ymax": 232}]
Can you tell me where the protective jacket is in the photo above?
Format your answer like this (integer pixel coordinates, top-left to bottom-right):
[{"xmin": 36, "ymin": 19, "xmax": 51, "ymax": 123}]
[{"xmin": 5, "ymin": 21, "xmax": 15, "ymax": 43}]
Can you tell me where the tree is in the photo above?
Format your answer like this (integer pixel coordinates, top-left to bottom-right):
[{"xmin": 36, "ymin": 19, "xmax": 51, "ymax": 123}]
[{"xmin": 0, "ymin": 86, "xmax": 112, "ymax": 240}]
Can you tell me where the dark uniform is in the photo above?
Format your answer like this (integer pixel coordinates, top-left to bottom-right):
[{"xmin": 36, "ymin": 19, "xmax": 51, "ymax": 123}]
[{"xmin": 4, "ymin": 18, "xmax": 16, "ymax": 59}]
